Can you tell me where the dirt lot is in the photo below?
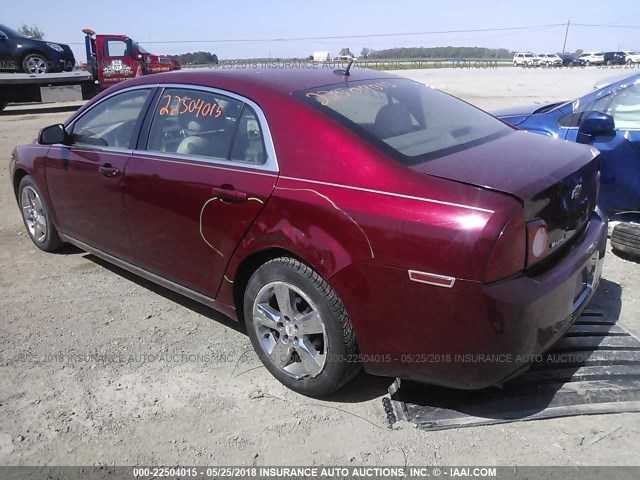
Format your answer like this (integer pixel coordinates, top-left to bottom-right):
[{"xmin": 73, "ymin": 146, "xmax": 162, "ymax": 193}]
[{"xmin": 1, "ymin": 66, "xmax": 639, "ymax": 467}]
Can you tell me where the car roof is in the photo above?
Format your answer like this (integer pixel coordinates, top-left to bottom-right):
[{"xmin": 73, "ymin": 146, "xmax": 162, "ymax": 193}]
[{"xmin": 127, "ymin": 67, "xmax": 401, "ymax": 95}]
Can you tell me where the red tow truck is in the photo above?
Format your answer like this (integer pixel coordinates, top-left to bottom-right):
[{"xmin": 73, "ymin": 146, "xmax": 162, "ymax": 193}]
[{"xmin": 0, "ymin": 29, "xmax": 180, "ymax": 111}]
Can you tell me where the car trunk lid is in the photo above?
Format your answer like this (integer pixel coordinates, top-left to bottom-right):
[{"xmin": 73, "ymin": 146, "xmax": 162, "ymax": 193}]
[{"xmin": 410, "ymin": 130, "xmax": 600, "ymax": 260}]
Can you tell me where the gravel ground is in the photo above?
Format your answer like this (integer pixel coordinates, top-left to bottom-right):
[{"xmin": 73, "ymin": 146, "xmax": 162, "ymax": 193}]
[{"xmin": 1, "ymin": 66, "xmax": 639, "ymax": 467}]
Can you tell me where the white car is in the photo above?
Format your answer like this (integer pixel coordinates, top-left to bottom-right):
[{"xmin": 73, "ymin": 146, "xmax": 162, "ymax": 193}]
[
  {"xmin": 335, "ymin": 54, "xmax": 357, "ymax": 62},
  {"xmin": 623, "ymin": 51, "xmax": 640, "ymax": 64},
  {"xmin": 578, "ymin": 52, "xmax": 605, "ymax": 66},
  {"xmin": 513, "ymin": 52, "xmax": 537, "ymax": 66},
  {"xmin": 536, "ymin": 53, "xmax": 563, "ymax": 66}
]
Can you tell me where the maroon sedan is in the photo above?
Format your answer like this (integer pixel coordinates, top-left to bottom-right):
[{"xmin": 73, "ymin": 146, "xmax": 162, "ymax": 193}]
[{"xmin": 11, "ymin": 68, "xmax": 606, "ymax": 396}]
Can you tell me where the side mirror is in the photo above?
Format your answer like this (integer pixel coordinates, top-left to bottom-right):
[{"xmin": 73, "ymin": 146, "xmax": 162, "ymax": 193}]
[
  {"xmin": 38, "ymin": 124, "xmax": 67, "ymax": 145},
  {"xmin": 577, "ymin": 111, "xmax": 615, "ymax": 144}
]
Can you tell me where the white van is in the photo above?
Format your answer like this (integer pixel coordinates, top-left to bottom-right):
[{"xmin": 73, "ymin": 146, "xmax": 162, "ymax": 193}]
[{"xmin": 311, "ymin": 51, "xmax": 331, "ymax": 62}]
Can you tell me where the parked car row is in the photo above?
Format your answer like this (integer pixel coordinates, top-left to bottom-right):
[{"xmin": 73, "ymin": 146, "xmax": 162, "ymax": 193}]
[{"xmin": 513, "ymin": 51, "xmax": 640, "ymax": 67}]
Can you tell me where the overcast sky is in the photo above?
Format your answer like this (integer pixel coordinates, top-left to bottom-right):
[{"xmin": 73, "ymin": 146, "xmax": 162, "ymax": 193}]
[{"xmin": 4, "ymin": 0, "xmax": 640, "ymax": 61}]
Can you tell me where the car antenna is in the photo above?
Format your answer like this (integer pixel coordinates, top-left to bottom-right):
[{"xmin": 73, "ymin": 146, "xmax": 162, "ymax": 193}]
[{"xmin": 334, "ymin": 57, "xmax": 355, "ymax": 76}]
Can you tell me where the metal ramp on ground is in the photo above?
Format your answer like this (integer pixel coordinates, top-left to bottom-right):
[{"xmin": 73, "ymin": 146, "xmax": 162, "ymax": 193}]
[{"xmin": 384, "ymin": 311, "xmax": 640, "ymax": 430}]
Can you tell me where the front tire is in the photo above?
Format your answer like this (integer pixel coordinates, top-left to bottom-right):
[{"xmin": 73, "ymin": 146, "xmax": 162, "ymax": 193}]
[
  {"xmin": 18, "ymin": 176, "xmax": 64, "ymax": 252},
  {"xmin": 243, "ymin": 257, "xmax": 360, "ymax": 397},
  {"xmin": 22, "ymin": 53, "xmax": 50, "ymax": 74}
]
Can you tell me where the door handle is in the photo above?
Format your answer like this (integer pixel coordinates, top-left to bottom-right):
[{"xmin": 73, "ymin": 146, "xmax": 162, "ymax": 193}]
[
  {"xmin": 212, "ymin": 186, "xmax": 248, "ymax": 202},
  {"xmin": 99, "ymin": 164, "xmax": 120, "ymax": 178}
]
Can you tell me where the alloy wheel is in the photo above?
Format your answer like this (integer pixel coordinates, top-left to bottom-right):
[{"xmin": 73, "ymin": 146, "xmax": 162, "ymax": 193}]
[
  {"xmin": 21, "ymin": 185, "xmax": 47, "ymax": 243},
  {"xmin": 25, "ymin": 56, "xmax": 48, "ymax": 74},
  {"xmin": 252, "ymin": 281, "xmax": 327, "ymax": 379}
]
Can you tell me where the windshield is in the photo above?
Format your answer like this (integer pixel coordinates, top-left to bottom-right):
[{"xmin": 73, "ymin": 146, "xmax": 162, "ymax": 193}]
[
  {"xmin": 135, "ymin": 42, "xmax": 149, "ymax": 54},
  {"xmin": 0, "ymin": 24, "xmax": 26, "ymax": 38},
  {"xmin": 296, "ymin": 78, "xmax": 511, "ymax": 165}
]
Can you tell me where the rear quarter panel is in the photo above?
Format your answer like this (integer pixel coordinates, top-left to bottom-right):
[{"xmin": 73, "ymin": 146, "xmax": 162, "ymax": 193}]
[{"xmin": 218, "ymin": 96, "xmax": 521, "ymax": 309}]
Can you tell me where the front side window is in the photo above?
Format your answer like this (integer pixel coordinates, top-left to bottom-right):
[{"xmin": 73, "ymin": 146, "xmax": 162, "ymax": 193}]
[
  {"xmin": 105, "ymin": 40, "xmax": 128, "ymax": 57},
  {"xmin": 70, "ymin": 88, "xmax": 151, "ymax": 148},
  {"xmin": 146, "ymin": 88, "xmax": 266, "ymax": 164},
  {"xmin": 297, "ymin": 78, "xmax": 511, "ymax": 165}
]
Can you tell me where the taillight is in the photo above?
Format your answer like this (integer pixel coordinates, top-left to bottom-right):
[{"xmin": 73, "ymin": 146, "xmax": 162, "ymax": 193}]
[
  {"xmin": 526, "ymin": 220, "xmax": 549, "ymax": 267},
  {"xmin": 483, "ymin": 211, "xmax": 526, "ymax": 283}
]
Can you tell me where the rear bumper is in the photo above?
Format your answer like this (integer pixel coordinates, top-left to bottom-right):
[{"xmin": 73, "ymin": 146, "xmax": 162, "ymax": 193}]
[{"xmin": 330, "ymin": 207, "xmax": 608, "ymax": 389}]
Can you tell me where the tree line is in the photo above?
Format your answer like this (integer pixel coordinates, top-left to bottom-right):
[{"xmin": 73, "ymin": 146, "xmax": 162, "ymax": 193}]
[{"xmin": 168, "ymin": 51, "xmax": 219, "ymax": 65}]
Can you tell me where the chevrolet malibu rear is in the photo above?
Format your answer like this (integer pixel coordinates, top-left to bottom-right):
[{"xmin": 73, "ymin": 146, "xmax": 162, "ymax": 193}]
[{"xmin": 11, "ymin": 69, "xmax": 606, "ymax": 396}]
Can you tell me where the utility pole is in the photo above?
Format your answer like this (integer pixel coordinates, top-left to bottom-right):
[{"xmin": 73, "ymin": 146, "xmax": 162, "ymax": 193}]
[{"xmin": 562, "ymin": 20, "xmax": 570, "ymax": 54}]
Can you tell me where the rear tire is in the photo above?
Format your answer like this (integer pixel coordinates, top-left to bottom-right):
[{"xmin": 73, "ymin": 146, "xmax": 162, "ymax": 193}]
[
  {"xmin": 243, "ymin": 257, "xmax": 360, "ymax": 397},
  {"xmin": 18, "ymin": 176, "xmax": 64, "ymax": 252},
  {"xmin": 611, "ymin": 223, "xmax": 640, "ymax": 259}
]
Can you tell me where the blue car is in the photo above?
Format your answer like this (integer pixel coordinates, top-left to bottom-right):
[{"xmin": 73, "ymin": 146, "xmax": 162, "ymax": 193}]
[{"xmin": 494, "ymin": 73, "xmax": 640, "ymax": 216}]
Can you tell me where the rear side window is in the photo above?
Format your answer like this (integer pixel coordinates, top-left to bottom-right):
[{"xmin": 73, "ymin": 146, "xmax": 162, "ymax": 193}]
[
  {"xmin": 230, "ymin": 106, "xmax": 267, "ymax": 164},
  {"xmin": 145, "ymin": 88, "xmax": 267, "ymax": 165},
  {"xmin": 297, "ymin": 79, "xmax": 511, "ymax": 165},
  {"xmin": 559, "ymin": 84, "xmax": 640, "ymax": 129}
]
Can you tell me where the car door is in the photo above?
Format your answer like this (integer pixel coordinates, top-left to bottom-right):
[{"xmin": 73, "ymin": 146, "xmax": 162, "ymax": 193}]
[
  {"xmin": 124, "ymin": 86, "xmax": 277, "ymax": 298},
  {"xmin": 97, "ymin": 37, "xmax": 138, "ymax": 88},
  {"xmin": 45, "ymin": 87, "xmax": 155, "ymax": 261},
  {"xmin": 564, "ymin": 83, "xmax": 640, "ymax": 211}
]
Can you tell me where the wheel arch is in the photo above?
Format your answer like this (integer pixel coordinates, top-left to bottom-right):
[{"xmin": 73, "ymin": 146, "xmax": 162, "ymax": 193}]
[
  {"xmin": 20, "ymin": 49, "xmax": 51, "ymax": 72},
  {"xmin": 230, "ymin": 247, "xmax": 314, "ymax": 322},
  {"xmin": 13, "ymin": 168, "xmax": 30, "ymax": 200},
  {"xmin": 20, "ymin": 49, "xmax": 49, "ymax": 61}
]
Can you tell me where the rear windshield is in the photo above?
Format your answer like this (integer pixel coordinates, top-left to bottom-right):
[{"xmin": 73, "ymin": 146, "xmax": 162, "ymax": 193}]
[{"xmin": 296, "ymin": 78, "xmax": 510, "ymax": 165}]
